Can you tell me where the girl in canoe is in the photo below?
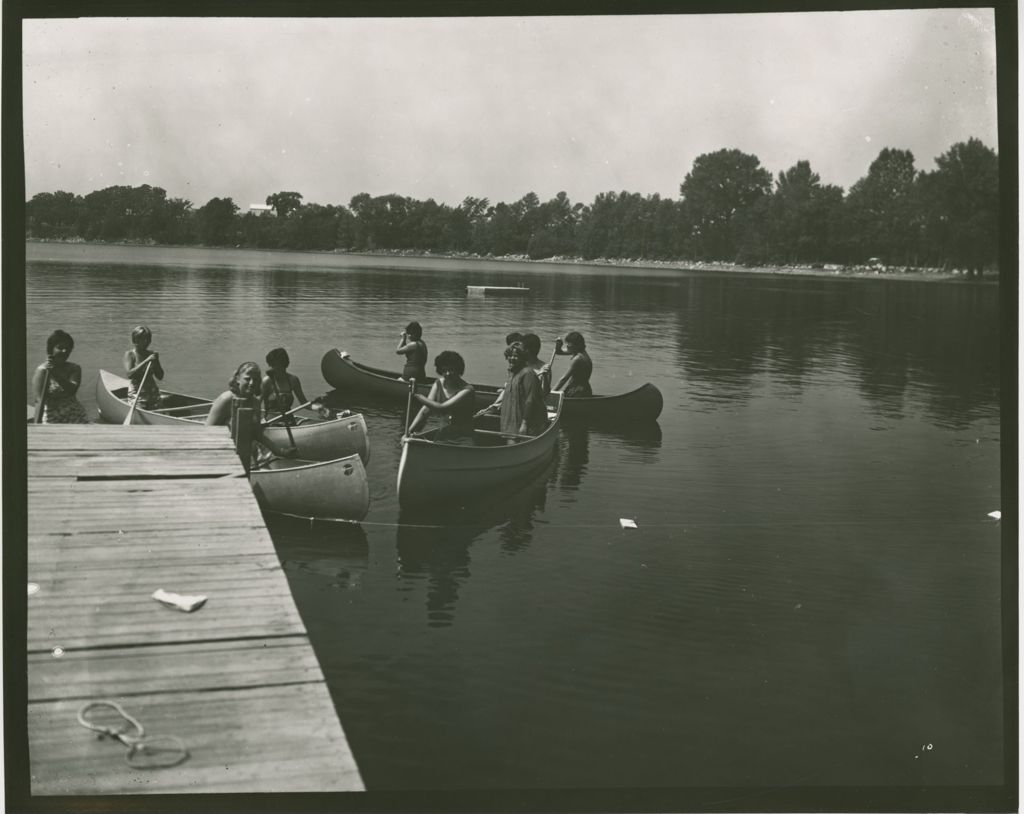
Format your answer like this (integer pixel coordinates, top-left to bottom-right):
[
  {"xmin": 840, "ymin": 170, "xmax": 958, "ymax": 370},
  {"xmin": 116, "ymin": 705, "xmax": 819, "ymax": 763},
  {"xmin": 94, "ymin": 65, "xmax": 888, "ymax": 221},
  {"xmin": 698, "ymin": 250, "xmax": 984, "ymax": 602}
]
[
  {"xmin": 552, "ymin": 331, "xmax": 593, "ymax": 397},
  {"xmin": 123, "ymin": 325, "xmax": 164, "ymax": 409},
  {"xmin": 207, "ymin": 361, "xmax": 263, "ymax": 428},
  {"xmin": 500, "ymin": 341, "xmax": 547, "ymax": 438},
  {"xmin": 261, "ymin": 347, "xmax": 309, "ymax": 418},
  {"xmin": 32, "ymin": 329, "xmax": 89, "ymax": 423},
  {"xmin": 522, "ymin": 333, "xmax": 551, "ymax": 394},
  {"xmin": 207, "ymin": 362, "xmax": 294, "ymax": 464},
  {"xmin": 407, "ymin": 350, "xmax": 476, "ymax": 444},
  {"xmin": 477, "ymin": 332, "xmax": 547, "ymax": 419},
  {"xmin": 396, "ymin": 321, "xmax": 428, "ymax": 382}
]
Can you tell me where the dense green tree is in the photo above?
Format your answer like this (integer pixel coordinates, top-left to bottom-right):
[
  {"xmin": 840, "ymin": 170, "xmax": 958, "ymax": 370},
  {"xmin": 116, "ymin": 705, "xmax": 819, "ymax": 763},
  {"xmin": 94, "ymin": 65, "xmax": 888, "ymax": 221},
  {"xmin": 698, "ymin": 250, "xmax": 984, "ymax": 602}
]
[
  {"xmin": 767, "ymin": 161, "xmax": 845, "ymax": 264},
  {"xmin": 195, "ymin": 197, "xmax": 239, "ymax": 246},
  {"xmin": 26, "ymin": 191, "xmax": 83, "ymax": 238},
  {"xmin": 266, "ymin": 191, "xmax": 304, "ymax": 218},
  {"xmin": 844, "ymin": 148, "xmax": 918, "ymax": 265},
  {"xmin": 679, "ymin": 149, "xmax": 773, "ymax": 261},
  {"xmin": 916, "ymin": 138, "xmax": 998, "ymax": 276}
]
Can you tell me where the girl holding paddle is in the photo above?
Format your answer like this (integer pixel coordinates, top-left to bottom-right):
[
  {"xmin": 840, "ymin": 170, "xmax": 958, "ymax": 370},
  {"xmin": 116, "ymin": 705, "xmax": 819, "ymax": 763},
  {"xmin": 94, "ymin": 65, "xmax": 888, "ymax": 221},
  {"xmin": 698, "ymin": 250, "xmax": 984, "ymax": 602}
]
[
  {"xmin": 123, "ymin": 325, "xmax": 164, "ymax": 410},
  {"xmin": 407, "ymin": 350, "xmax": 476, "ymax": 444},
  {"xmin": 32, "ymin": 329, "xmax": 89, "ymax": 423},
  {"xmin": 261, "ymin": 347, "xmax": 309, "ymax": 417}
]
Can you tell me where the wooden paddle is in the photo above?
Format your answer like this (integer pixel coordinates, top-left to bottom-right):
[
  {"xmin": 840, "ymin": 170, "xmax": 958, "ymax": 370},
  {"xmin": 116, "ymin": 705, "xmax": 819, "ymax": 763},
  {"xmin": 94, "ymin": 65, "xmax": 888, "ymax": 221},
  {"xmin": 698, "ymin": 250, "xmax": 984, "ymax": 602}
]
[
  {"xmin": 263, "ymin": 399, "xmax": 314, "ymax": 426},
  {"xmin": 123, "ymin": 358, "xmax": 154, "ymax": 425},
  {"xmin": 34, "ymin": 366, "xmax": 51, "ymax": 424},
  {"xmin": 403, "ymin": 378, "xmax": 416, "ymax": 437}
]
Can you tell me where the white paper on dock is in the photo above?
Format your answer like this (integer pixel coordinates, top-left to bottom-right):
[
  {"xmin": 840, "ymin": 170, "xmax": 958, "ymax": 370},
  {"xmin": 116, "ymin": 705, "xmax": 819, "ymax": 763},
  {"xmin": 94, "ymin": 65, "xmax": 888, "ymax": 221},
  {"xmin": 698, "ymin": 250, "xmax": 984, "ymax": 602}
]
[
  {"xmin": 152, "ymin": 588, "xmax": 207, "ymax": 613},
  {"xmin": 620, "ymin": 518, "xmax": 638, "ymax": 529}
]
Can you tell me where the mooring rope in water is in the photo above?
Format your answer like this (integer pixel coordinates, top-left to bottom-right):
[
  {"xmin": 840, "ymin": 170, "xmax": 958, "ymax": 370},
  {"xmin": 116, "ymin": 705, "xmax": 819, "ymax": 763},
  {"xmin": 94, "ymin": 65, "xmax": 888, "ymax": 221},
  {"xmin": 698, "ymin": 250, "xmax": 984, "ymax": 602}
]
[
  {"xmin": 295, "ymin": 516, "xmax": 992, "ymax": 532},
  {"xmin": 77, "ymin": 700, "xmax": 189, "ymax": 769}
]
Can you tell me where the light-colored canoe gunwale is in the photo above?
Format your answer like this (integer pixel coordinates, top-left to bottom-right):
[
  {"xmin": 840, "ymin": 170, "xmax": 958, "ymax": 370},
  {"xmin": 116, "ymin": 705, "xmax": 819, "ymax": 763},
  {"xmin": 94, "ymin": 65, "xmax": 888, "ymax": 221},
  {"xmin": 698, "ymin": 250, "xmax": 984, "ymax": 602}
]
[
  {"xmin": 396, "ymin": 392, "xmax": 563, "ymax": 508},
  {"xmin": 96, "ymin": 369, "xmax": 370, "ymax": 463}
]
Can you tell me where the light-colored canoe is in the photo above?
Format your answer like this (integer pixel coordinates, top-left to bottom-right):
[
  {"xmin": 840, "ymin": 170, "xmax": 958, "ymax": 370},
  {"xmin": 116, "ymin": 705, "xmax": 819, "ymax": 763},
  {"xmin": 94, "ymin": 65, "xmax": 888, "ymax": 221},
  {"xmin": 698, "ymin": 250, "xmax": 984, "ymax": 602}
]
[
  {"xmin": 96, "ymin": 369, "xmax": 370, "ymax": 463},
  {"xmin": 397, "ymin": 392, "xmax": 563, "ymax": 509},
  {"xmin": 250, "ymin": 453, "xmax": 370, "ymax": 522},
  {"xmin": 321, "ymin": 348, "xmax": 663, "ymax": 422}
]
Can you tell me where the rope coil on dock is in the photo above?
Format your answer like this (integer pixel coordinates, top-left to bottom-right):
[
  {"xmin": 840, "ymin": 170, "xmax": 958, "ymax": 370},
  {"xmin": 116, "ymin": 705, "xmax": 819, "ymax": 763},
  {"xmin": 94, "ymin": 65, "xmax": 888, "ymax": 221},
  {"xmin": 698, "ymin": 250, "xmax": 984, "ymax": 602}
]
[{"xmin": 77, "ymin": 700, "xmax": 189, "ymax": 769}]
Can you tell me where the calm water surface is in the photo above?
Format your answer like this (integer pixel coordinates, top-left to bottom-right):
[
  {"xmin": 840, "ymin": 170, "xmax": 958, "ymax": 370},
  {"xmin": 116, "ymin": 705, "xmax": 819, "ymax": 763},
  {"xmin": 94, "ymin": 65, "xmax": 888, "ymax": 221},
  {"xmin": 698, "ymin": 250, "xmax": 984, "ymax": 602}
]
[{"xmin": 25, "ymin": 242, "xmax": 1004, "ymax": 792}]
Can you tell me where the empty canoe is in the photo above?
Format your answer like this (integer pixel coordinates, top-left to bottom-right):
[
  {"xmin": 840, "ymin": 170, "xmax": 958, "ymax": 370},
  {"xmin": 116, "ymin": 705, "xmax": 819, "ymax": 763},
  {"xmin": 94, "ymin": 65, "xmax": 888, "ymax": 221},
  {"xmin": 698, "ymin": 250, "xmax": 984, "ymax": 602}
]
[
  {"xmin": 321, "ymin": 349, "xmax": 663, "ymax": 422},
  {"xmin": 397, "ymin": 392, "xmax": 563, "ymax": 509},
  {"xmin": 250, "ymin": 453, "xmax": 370, "ymax": 521},
  {"xmin": 96, "ymin": 369, "xmax": 370, "ymax": 463}
]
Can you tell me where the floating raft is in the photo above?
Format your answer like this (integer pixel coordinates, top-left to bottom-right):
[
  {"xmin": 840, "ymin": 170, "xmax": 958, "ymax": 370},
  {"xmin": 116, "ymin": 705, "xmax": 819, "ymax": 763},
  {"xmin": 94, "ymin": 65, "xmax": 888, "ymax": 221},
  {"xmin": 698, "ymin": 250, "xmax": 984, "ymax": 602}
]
[
  {"xmin": 466, "ymin": 285, "xmax": 530, "ymax": 295},
  {"xmin": 26, "ymin": 424, "xmax": 364, "ymax": 794}
]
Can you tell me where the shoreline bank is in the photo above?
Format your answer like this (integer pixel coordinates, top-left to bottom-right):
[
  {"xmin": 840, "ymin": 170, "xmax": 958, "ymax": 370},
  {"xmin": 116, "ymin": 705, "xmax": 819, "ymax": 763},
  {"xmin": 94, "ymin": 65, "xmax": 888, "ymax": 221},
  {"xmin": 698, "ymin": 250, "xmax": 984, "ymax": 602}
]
[{"xmin": 26, "ymin": 238, "xmax": 996, "ymax": 283}]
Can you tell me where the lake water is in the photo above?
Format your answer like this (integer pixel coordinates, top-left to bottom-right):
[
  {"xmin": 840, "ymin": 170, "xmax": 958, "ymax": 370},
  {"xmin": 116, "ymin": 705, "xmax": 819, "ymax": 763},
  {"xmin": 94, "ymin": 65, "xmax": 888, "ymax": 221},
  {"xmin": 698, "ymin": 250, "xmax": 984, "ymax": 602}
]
[{"xmin": 24, "ymin": 242, "xmax": 1006, "ymax": 797}]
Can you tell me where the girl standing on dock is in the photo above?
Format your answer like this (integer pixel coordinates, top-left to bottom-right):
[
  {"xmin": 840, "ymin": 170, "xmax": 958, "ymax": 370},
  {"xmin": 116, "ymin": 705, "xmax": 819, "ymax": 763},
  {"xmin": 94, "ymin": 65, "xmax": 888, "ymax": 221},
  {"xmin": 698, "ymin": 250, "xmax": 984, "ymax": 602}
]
[
  {"xmin": 33, "ymin": 330, "xmax": 89, "ymax": 423},
  {"xmin": 552, "ymin": 331, "xmax": 593, "ymax": 397},
  {"xmin": 396, "ymin": 321, "xmax": 428, "ymax": 382},
  {"xmin": 123, "ymin": 325, "xmax": 164, "ymax": 409}
]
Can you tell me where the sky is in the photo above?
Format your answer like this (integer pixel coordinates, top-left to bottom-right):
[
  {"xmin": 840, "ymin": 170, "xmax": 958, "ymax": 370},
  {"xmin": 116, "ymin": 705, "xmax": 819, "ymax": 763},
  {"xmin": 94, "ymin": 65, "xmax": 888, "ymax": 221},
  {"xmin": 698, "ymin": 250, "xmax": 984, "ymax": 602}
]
[{"xmin": 22, "ymin": 10, "xmax": 999, "ymax": 211}]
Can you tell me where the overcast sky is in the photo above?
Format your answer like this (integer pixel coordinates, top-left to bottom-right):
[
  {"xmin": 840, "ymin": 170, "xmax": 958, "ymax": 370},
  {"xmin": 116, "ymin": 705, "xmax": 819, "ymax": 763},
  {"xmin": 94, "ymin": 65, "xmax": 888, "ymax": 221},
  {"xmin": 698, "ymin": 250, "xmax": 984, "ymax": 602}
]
[{"xmin": 22, "ymin": 10, "xmax": 998, "ymax": 210}]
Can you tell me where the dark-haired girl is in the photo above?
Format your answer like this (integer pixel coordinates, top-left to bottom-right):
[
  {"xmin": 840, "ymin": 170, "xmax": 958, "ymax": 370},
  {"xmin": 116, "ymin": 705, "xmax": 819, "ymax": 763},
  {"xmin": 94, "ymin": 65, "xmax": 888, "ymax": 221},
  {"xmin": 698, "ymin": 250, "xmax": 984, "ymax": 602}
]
[
  {"xmin": 396, "ymin": 321, "xmax": 428, "ymax": 382},
  {"xmin": 552, "ymin": 331, "xmax": 593, "ymax": 397},
  {"xmin": 261, "ymin": 347, "xmax": 308, "ymax": 418},
  {"xmin": 33, "ymin": 330, "xmax": 89, "ymax": 423},
  {"xmin": 407, "ymin": 350, "xmax": 476, "ymax": 444}
]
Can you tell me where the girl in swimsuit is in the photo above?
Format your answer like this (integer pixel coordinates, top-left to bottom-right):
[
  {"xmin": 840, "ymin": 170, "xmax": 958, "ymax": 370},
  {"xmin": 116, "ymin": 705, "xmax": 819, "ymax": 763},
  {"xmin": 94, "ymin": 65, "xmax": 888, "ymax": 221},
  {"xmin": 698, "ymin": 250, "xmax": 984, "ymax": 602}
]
[
  {"xmin": 552, "ymin": 331, "xmax": 593, "ymax": 397},
  {"xmin": 407, "ymin": 350, "xmax": 476, "ymax": 444},
  {"xmin": 208, "ymin": 361, "xmax": 295, "ymax": 464},
  {"xmin": 260, "ymin": 347, "xmax": 308, "ymax": 418},
  {"xmin": 123, "ymin": 325, "xmax": 164, "ymax": 410},
  {"xmin": 32, "ymin": 329, "xmax": 89, "ymax": 423},
  {"xmin": 396, "ymin": 321, "xmax": 428, "ymax": 381}
]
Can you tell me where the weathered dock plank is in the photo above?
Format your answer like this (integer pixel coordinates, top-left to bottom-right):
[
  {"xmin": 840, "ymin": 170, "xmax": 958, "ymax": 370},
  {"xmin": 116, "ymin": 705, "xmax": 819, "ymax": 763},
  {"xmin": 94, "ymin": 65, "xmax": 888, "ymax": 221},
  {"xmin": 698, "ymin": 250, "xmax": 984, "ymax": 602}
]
[
  {"xmin": 28, "ymin": 684, "xmax": 362, "ymax": 793},
  {"xmin": 26, "ymin": 424, "xmax": 364, "ymax": 794},
  {"xmin": 29, "ymin": 638, "xmax": 324, "ymax": 701}
]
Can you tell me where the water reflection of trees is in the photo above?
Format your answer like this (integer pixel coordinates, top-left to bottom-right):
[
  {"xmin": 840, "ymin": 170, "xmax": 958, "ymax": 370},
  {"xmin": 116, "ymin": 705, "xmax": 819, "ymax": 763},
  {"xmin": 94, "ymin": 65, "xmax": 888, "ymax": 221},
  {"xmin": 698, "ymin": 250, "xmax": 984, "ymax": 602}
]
[{"xmin": 673, "ymin": 275, "xmax": 999, "ymax": 427}]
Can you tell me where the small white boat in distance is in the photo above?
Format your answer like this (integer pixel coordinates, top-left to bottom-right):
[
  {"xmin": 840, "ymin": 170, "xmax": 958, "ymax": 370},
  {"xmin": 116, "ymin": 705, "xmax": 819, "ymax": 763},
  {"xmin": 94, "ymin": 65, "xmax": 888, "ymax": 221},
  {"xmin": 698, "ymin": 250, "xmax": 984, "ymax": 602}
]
[{"xmin": 466, "ymin": 285, "xmax": 529, "ymax": 295}]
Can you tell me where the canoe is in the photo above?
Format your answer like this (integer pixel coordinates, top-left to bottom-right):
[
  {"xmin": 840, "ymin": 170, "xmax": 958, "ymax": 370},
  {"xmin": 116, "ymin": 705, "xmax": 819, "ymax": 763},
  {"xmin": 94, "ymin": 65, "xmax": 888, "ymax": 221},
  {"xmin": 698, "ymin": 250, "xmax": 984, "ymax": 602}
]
[
  {"xmin": 250, "ymin": 453, "xmax": 370, "ymax": 522},
  {"xmin": 397, "ymin": 391, "xmax": 563, "ymax": 509},
  {"xmin": 321, "ymin": 348, "xmax": 663, "ymax": 421},
  {"xmin": 96, "ymin": 369, "xmax": 370, "ymax": 464}
]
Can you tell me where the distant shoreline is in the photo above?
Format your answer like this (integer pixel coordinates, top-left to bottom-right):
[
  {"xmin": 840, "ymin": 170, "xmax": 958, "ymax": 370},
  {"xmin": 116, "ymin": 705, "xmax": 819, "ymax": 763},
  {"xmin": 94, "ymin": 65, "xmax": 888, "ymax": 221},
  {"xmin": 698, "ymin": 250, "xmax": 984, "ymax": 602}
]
[{"xmin": 26, "ymin": 238, "xmax": 996, "ymax": 283}]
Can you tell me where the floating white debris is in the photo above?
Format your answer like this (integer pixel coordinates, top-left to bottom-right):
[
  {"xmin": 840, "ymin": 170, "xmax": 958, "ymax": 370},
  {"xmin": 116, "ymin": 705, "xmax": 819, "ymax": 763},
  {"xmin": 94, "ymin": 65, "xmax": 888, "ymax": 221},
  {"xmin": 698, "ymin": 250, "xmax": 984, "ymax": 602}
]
[
  {"xmin": 27, "ymin": 583, "xmax": 39, "ymax": 596},
  {"xmin": 52, "ymin": 647, "xmax": 64, "ymax": 658},
  {"xmin": 152, "ymin": 589, "xmax": 207, "ymax": 613},
  {"xmin": 620, "ymin": 518, "xmax": 638, "ymax": 529},
  {"xmin": 988, "ymin": 510, "xmax": 1001, "ymax": 520}
]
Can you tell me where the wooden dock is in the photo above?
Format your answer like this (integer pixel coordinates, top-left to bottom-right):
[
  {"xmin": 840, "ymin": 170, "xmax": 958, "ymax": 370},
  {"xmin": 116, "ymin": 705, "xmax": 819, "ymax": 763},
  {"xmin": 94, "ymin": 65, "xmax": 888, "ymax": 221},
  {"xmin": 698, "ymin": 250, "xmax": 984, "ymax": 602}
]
[{"xmin": 26, "ymin": 424, "xmax": 364, "ymax": 794}]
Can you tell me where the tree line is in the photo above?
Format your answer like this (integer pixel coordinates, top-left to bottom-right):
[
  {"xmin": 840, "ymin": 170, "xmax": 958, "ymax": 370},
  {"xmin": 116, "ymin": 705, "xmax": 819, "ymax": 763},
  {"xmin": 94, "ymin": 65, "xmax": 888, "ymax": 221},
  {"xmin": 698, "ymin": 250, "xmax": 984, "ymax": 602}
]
[{"xmin": 25, "ymin": 138, "xmax": 998, "ymax": 275}]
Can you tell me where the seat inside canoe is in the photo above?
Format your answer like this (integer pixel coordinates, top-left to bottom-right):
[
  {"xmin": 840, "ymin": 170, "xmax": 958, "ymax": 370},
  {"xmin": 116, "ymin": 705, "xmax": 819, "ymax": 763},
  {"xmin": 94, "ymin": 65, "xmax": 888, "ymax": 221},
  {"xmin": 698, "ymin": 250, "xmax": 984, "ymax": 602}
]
[{"xmin": 113, "ymin": 384, "xmax": 212, "ymax": 418}]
